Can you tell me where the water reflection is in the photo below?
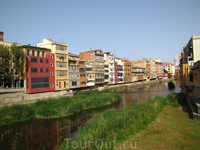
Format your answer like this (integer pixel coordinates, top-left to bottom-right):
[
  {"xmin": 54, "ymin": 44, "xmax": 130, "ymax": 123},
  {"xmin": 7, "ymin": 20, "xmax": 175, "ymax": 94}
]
[
  {"xmin": 119, "ymin": 81, "xmax": 180, "ymax": 107},
  {"xmin": 0, "ymin": 81, "xmax": 180, "ymax": 150},
  {"xmin": 0, "ymin": 102, "xmax": 119, "ymax": 150}
]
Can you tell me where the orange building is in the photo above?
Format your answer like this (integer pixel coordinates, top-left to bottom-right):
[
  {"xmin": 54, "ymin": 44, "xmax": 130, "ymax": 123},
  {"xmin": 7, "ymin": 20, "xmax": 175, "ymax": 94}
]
[{"xmin": 122, "ymin": 59, "xmax": 132, "ymax": 83}]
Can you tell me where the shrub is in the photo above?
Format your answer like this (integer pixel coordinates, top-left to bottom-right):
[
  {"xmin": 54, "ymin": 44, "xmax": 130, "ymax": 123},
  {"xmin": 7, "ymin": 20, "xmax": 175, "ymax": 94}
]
[
  {"xmin": 0, "ymin": 104, "xmax": 34, "ymax": 126},
  {"xmin": 35, "ymin": 105, "xmax": 58, "ymax": 118}
]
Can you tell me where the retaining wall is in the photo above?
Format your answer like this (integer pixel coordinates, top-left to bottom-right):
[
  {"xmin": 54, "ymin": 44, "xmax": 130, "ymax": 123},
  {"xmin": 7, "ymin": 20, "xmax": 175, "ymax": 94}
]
[{"xmin": 0, "ymin": 90, "xmax": 73, "ymax": 107}]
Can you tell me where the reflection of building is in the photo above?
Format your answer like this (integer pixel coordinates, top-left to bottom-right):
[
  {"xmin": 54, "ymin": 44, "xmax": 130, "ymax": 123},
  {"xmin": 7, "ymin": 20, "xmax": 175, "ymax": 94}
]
[
  {"xmin": 0, "ymin": 125, "xmax": 29, "ymax": 150},
  {"xmin": 37, "ymin": 39, "xmax": 69, "ymax": 91},
  {"xmin": 23, "ymin": 45, "xmax": 55, "ymax": 93},
  {"xmin": 124, "ymin": 91, "xmax": 133, "ymax": 106},
  {"xmin": 56, "ymin": 119, "xmax": 70, "ymax": 147},
  {"xmin": 29, "ymin": 120, "xmax": 58, "ymax": 150}
]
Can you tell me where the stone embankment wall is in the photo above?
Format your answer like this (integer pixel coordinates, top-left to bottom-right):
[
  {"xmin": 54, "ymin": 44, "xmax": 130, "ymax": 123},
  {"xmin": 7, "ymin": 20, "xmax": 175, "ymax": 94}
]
[
  {"xmin": 0, "ymin": 90, "xmax": 73, "ymax": 107},
  {"xmin": 0, "ymin": 78, "xmax": 173, "ymax": 107}
]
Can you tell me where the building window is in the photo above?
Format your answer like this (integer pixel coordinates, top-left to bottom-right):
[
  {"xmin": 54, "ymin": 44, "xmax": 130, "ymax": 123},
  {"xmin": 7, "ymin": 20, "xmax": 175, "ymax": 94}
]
[
  {"xmin": 50, "ymin": 84, "xmax": 54, "ymax": 87},
  {"xmin": 31, "ymin": 57, "xmax": 37, "ymax": 63},
  {"xmin": 105, "ymin": 75, "xmax": 109, "ymax": 79},
  {"xmin": 189, "ymin": 73, "xmax": 193, "ymax": 82},
  {"xmin": 46, "ymin": 68, "xmax": 49, "ymax": 73},
  {"xmin": 32, "ymin": 50, "xmax": 35, "ymax": 56},
  {"xmin": 56, "ymin": 54, "xmax": 66, "ymax": 59},
  {"xmin": 26, "ymin": 49, "xmax": 30, "ymax": 56},
  {"xmin": 59, "ymin": 82, "xmax": 61, "ymax": 88},
  {"xmin": 40, "ymin": 68, "xmax": 43, "ymax": 73},
  {"xmin": 37, "ymin": 51, "xmax": 40, "ymax": 57},
  {"xmin": 56, "ymin": 71, "xmax": 67, "ymax": 76},
  {"xmin": 50, "ymin": 63, "xmax": 53, "ymax": 67},
  {"xmin": 46, "ymin": 59, "xmax": 49, "ymax": 64},
  {"xmin": 80, "ymin": 74, "xmax": 86, "ymax": 77},
  {"xmin": 56, "ymin": 45, "xmax": 67, "ymax": 51},
  {"xmin": 42, "ymin": 52, "xmax": 45, "ymax": 57},
  {"xmin": 72, "ymin": 81, "xmax": 77, "ymax": 86},
  {"xmin": 86, "ymin": 68, "xmax": 92, "ymax": 71},
  {"xmin": 50, "ymin": 54, "xmax": 53, "ymax": 58},
  {"xmin": 79, "ymin": 68, "xmax": 85, "ymax": 73},
  {"xmin": 56, "ymin": 62, "xmax": 66, "ymax": 67},
  {"xmin": 64, "ymin": 82, "xmax": 66, "ymax": 88},
  {"xmin": 81, "ymin": 82, "xmax": 86, "ymax": 85},
  {"xmin": 31, "ymin": 77, "xmax": 49, "ymax": 89},
  {"xmin": 79, "ymin": 61, "xmax": 85, "ymax": 64},
  {"xmin": 40, "ymin": 58, "xmax": 43, "ymax": 63},
  {"xmin": 31, "ymin": 68, "xmax": 38, "ymax": 73},
  {"xmin": 50, "ymin": 72, "xmax": 53, "ymax": 76}
]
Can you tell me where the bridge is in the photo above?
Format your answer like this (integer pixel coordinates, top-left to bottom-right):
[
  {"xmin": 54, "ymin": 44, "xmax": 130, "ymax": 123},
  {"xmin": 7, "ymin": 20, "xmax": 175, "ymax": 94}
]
[{"xmin": 157, "ymin": 73, "xmax": 180, "ymax": 77}]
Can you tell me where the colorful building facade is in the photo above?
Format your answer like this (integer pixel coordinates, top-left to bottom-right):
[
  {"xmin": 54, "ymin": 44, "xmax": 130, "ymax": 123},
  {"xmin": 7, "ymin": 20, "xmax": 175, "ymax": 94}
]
[{"xmin": 23, "ymin": 45, "xmax": 55, "ymax": 93}]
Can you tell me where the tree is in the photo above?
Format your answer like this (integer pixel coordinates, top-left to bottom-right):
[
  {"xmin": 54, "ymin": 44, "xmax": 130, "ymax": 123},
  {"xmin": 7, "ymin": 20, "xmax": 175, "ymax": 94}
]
[
  {"xmin": 10, "ymin": 43, "xmax": 25, "ymax": 77},
  {"xmin": 0, "ymin": 44, "xmax": 12, "ymax": 75},
  {"xmin": 0, "ymin": 44, "xmax": 12, "ymax": 87}
]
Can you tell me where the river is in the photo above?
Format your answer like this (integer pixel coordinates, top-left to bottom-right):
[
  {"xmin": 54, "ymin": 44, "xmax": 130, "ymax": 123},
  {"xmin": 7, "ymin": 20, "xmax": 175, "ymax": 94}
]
[{"xmin": 0, "ymin": 80, "xmax": 180, "ymax": 150}]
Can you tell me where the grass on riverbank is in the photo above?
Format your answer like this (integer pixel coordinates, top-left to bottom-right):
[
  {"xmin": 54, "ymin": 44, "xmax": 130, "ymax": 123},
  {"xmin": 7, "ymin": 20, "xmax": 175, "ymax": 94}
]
[
  {"xmin": 60, "ymin": 93, "xmax": 184, "ymax": 150},
  {"xmin": 0, "ymin": 91, "xmax": 121, "ymax": 126},
  {"xmin": 115, "ymin": 100, "xmax": 200, "ymax": 149},
  {"xmin": 101, "ymin": 85, "xmax": 128, "ymax": 92}
]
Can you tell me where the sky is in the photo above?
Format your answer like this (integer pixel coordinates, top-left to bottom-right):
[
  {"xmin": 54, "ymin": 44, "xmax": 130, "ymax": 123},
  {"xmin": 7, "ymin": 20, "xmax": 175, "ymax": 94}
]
[{"xmin": 0, "ymin": 0, "xmax": 200, "ymax": 63}]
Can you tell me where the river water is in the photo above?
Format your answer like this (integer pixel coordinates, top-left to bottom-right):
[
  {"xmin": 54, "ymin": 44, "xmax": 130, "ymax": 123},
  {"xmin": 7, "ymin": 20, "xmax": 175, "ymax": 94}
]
[{"xmin": 0, "ymin": 80, "xmax": 180, "ymax": 150}]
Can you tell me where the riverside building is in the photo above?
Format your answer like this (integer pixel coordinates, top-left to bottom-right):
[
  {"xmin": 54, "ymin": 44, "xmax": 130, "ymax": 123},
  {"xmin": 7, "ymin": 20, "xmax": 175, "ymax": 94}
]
[{"xmin": 37, "ymin": 39, "xmax": 69, "ymax": 91}]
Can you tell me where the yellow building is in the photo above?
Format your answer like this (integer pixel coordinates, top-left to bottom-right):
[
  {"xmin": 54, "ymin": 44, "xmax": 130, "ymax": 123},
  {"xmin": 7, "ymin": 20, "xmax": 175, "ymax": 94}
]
[
  {"xmin": 37, "ymin": 39, "xmax": 68, "ymax": 90},
  {"xmin": 180, "ymin": 36, "xmax": 200, "ymax": 87}
]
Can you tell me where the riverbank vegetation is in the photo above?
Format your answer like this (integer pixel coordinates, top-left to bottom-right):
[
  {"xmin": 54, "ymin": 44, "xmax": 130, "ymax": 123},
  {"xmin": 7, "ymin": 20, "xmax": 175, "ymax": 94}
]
[
  {"xmin": 0, "ymin": 91, "xmax": 121, "ymax": 126},
  {"xmin": 101, "ymin": 85, "xmax": 128, "ymax": 92},
  {"xmin": 115, "ymin": 97, "xmax": 200, "ymax": 150},
  {"xmin": 60, "ymin": 93, "xmax": 186, "ymax": 150}
]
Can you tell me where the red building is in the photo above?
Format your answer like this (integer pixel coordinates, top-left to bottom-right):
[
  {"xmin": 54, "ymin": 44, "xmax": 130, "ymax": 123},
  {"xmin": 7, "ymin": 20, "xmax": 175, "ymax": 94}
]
[{"xmin": 24, "ymin": 45, "xmax": 55, "ymax": 93}]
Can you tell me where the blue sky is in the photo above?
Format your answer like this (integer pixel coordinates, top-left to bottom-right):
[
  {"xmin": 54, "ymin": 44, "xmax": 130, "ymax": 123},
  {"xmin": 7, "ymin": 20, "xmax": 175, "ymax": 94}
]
[{"xmin": 1, "ymin": 0, "xmax": 200, "ymax": 63}]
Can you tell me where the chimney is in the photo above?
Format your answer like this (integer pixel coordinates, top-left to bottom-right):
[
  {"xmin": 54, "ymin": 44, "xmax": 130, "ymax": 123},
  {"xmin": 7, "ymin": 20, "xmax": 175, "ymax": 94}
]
[{"xmin": 0, "ymin": 31, "xmax": 4, "ymax": 41}]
